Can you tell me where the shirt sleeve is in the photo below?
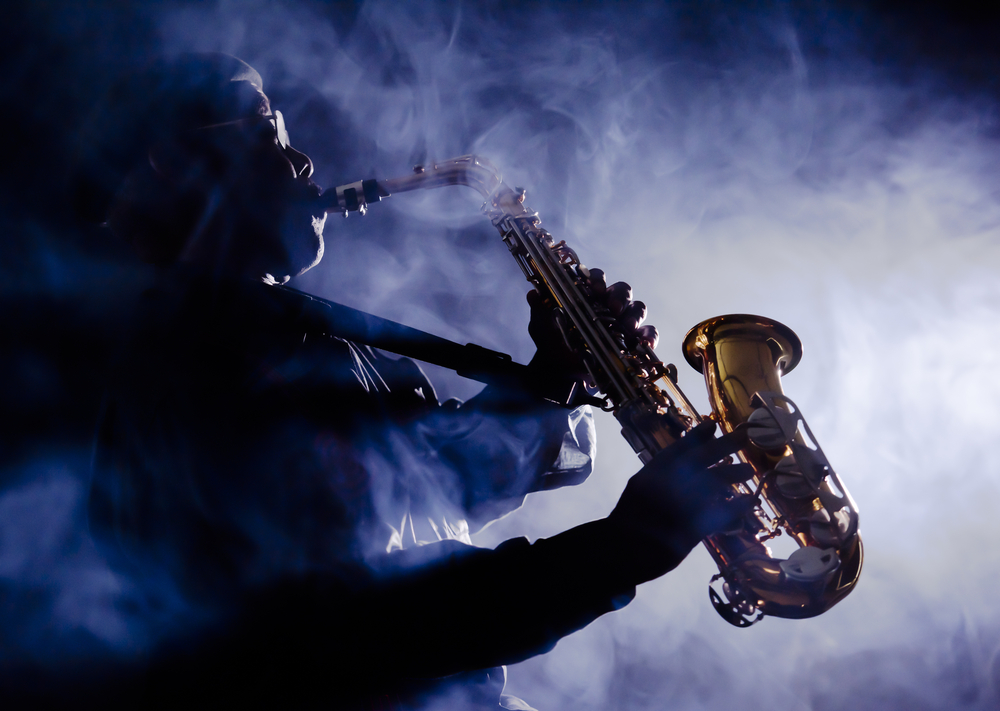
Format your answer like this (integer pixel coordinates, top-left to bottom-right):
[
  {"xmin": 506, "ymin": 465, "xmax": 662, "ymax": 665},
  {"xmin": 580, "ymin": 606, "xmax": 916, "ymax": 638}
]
[
  {"xmin": 269, "ymin": 286, "xmax": 598, "ymax": 533},
  {"xmin": 141, "ymin": 521, "xmax": 636, "ymax": 708},
  {"xmin": 363, "ymin": 348, "xmax": 597, "ymax": 531}
]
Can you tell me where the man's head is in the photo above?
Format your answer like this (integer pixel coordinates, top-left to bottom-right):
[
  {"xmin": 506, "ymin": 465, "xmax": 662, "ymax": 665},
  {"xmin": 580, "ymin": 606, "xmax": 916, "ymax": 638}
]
[{"xmin": 73, "ymin": 53, "xmax": 326, "ymax": 283}]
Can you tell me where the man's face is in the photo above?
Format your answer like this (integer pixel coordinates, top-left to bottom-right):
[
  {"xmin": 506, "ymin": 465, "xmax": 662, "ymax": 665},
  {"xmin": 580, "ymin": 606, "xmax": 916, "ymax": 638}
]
[{"xmin": 159, "ymin": 91, "xmax": 328, "ymax": 282}]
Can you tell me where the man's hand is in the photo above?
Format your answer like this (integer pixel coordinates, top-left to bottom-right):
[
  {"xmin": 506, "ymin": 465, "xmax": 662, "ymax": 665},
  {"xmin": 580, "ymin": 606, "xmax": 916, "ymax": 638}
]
[
  {"xmin": 526, "ymin": 288, "xmax": 584, "ymax": 372},
  {"xmin": 581, "ymin": 269, "xmax": 659, "ymax": 351},
  {"xmin": 525, "ymin": 269, "xmax": 660, "ymax": 397},
  {"xmin": 607, "ymin": 420, "xmax": 756, "ymax": 586}
]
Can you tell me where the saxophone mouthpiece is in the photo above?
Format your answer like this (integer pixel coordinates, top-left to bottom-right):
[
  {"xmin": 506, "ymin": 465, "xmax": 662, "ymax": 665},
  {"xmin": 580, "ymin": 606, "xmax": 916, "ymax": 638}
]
[{"xmin": 320, "ymin": 178, "xmax": 389, "ymax": 216}]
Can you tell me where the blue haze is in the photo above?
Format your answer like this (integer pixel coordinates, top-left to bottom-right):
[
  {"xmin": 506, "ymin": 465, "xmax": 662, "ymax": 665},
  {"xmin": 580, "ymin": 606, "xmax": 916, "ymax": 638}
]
[{"xmin": 2, "ymin": 1, "xmax": 999, "ymax": 708}]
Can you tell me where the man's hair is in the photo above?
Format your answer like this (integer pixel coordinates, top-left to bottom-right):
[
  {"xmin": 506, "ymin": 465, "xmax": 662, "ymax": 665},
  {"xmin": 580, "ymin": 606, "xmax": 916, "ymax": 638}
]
[{"xmin": 71, "ymin": 53, "xmax": 268, "ymax": 226}]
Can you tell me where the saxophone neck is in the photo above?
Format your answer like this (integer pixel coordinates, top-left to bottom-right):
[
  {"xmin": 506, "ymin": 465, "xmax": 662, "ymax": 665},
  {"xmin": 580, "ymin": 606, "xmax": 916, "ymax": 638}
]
[{"xmin": 320, "ymin": 154, "xmax": 504, "ymax": 215}]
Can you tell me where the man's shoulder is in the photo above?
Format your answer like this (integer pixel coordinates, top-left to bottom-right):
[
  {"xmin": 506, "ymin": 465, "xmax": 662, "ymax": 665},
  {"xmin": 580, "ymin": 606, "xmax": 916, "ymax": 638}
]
[{"xmin": 128, "ymin": 269, "xmax": 319, "ymax": 347}]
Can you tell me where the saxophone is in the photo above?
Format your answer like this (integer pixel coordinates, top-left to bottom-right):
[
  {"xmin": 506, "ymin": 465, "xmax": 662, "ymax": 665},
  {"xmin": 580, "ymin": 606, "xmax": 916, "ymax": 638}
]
[{"xmin": 322, "ymin": 155, "xmax": 863, "ymax": 626}]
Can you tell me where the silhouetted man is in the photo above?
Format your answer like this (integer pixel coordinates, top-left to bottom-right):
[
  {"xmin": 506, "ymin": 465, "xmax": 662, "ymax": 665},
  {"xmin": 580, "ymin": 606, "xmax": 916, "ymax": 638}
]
[{"xmin": 74, "ymin": 54, "xmax": 750, "ymax": 710}]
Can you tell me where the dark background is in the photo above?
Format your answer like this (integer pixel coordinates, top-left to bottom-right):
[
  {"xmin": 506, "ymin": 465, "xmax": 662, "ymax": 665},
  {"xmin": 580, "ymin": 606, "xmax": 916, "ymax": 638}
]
[
  {"xmin": 1, "ymin": 1, "xmax": 999, "ymax": 708},
  {"xmin": 3, "ymin": 0, "xmax": 999, "ymax": 476}
]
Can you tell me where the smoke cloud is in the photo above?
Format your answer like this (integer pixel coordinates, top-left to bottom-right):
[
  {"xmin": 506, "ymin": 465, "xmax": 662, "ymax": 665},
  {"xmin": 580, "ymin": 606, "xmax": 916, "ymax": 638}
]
[{"xmin": 2, "ymin": 0, "xmax": 999, "ymax": 708}]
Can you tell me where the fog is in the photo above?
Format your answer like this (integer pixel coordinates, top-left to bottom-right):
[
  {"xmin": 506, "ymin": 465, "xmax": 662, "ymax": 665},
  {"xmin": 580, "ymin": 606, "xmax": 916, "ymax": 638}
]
[{"xmin": 3, "ymin": 1, "xmax": 999, "ymax": 708}]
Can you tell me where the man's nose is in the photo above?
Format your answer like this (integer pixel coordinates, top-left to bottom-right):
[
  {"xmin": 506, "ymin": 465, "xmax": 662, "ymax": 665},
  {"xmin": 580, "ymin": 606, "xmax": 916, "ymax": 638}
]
[{"xmin": 284, "ymin": 146, "xmax": 314, "ymax": 178}]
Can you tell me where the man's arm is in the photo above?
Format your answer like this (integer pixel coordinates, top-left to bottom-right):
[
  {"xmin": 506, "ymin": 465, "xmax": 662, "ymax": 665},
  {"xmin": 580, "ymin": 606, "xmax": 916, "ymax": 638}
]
[{"xmin": 142, "ymin": 423, "xmax": 752, "ymax": 708}]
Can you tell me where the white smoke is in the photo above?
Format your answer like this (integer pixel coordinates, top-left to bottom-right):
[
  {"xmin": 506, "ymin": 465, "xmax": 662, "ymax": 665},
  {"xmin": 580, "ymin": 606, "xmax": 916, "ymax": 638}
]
[
  {"xmin": 153, "ymin": 2, "xmax": 1000, "ymax": 708},
  {"xmin": 5, "ymin": 1, "xmax": 999, "ymax": 708}
]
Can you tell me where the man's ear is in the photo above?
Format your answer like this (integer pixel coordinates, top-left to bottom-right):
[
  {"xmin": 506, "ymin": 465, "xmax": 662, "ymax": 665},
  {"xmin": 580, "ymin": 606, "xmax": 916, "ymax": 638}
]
[
  {"xmin": 147, "ymin": 137, "xmax": 217, "ymax": 188},
  {"xmin": 106, "ymin": 160, "xmax": 205, "ymax": 265}
]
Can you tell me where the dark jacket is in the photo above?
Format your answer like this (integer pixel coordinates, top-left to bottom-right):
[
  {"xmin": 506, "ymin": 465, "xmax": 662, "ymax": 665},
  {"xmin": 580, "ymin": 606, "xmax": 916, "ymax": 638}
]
[{"xmin": 88, "ymin": 269, "xmax": 630, "ymax": 709}]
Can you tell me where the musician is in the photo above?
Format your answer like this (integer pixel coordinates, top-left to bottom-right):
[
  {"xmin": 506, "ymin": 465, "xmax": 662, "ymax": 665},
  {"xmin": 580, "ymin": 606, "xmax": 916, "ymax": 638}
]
[{"xmin": 75, "ymin": 54, "xmax": 752, "ymax": 709}]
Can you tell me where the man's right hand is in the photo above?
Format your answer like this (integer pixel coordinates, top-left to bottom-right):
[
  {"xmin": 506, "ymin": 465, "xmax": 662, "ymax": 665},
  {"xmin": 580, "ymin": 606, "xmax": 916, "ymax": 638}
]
[{"xmin": 606, "ymin": 420, "xmax": 756, "ymax": 585}]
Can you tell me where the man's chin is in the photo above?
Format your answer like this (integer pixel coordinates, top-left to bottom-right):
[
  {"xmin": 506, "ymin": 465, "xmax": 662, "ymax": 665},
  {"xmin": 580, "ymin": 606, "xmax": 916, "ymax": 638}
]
[
  {"xmin": 296, "ymin": 231, "xmax": 324, "ymax": 277},
  {"xmin": 300, "ymin": 214, "xmax": 326, "ymax": 273},
  {"xmin": 282, "ymin": 213, "xmax": 326, "ymax": 279}
]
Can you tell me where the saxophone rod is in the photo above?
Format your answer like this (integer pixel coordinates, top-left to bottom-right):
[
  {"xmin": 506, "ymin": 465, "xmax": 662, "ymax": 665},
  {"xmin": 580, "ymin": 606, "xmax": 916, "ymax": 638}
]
[
  {"xmin": 314, "ymin": 177, "xmax": 406, "ymax": 214},
  {"xmin": 319, "ymin": 157, "xmax": 503, "ymax": 215}
]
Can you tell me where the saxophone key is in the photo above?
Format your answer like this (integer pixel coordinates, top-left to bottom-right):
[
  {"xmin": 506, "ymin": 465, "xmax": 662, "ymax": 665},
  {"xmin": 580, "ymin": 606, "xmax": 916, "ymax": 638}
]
[
  {"xmin": 637, "ymin": 324, "xmax": 659, "ymax": 350},
  {"xmin": 605, "ymin": 281, "xmax": 632, "ymax": 316},
  {"xmin": 586, "ymin": 268, "xmax": 607, "ymax": 297}
]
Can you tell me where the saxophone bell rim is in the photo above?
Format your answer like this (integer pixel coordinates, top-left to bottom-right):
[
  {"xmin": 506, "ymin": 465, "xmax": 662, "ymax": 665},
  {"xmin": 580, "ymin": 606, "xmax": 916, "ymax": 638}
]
[{"xmin": 681, "ymin": 313, "xmax": 803, "ymax": 375}]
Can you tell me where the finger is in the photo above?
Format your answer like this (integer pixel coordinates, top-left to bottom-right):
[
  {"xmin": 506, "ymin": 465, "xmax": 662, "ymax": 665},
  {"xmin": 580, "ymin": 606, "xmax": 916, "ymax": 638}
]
[
  {"xmin": 695, "ymin": 494, "xmax": 756, "ymax": 538},
  {"xmin": 616, "ymin": 300, "xmax": 647, "ymax": 335},
  {"xmin": 679, "ymin": 428, "xmax": 747, "ymax": 470},
  {"xmin": 527, "ymin": 294, "xmax": 562, "ymax": 355},
  {"xmin": 646, "ymin": 420, "xmax": 717, "ymax": 470},
  {"xmin": 606, "ymin": 281, "xmax": 632, "ymax": 316},
  {"xmin": 526, "ymin": 290, "xmax": 548, "ymax": 332},
  {"xmin": 687, "ymin": 419, "xmax": 718, "ymax": 443},
  {"xmin": 527, "ymin": 289, "xmax": 558, "ymax": 330},
  {"xmin": 708, "ymin": 462, "xmax": 755, "ymax": 486},
  {"xmin": 637, "ymin": 324, "xmax": 659, "ymax": 349},
  {"xmin": 588, "ymin": 268, "xmax": 607, "ymax": 297}
]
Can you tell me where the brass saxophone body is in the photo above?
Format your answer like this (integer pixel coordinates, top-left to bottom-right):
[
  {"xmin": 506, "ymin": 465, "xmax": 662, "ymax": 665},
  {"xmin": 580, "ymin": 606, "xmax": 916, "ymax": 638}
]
[{"xmin": 324, "ymin": 155, "xmax": 863, "ymax": 626}]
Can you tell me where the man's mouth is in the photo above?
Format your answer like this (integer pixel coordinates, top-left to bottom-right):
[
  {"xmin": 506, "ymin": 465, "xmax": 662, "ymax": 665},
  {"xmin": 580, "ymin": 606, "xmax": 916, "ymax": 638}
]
[{"xmin": 289, "ymin": 178, "xmax": 326, "ymax": 216}]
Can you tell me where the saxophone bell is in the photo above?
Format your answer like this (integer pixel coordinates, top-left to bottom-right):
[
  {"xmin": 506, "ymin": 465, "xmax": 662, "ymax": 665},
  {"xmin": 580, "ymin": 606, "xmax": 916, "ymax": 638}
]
[{"xmin": 684, "ymin": 315, "xmax": 862, "ymax": 625}]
